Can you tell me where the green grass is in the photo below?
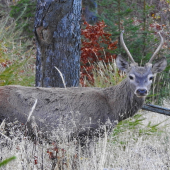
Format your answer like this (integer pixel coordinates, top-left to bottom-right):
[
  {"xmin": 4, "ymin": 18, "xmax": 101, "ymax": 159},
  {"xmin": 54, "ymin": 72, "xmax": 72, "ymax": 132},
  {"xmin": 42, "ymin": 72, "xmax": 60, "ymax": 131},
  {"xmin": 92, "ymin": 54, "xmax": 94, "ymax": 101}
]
[
  {"xmin": 0, "ymin": 157, "xmax": 16, "ymax": 167},
  {"xmin": 0, "ymin": 14, "xmax": 35, "ymax": 87}
]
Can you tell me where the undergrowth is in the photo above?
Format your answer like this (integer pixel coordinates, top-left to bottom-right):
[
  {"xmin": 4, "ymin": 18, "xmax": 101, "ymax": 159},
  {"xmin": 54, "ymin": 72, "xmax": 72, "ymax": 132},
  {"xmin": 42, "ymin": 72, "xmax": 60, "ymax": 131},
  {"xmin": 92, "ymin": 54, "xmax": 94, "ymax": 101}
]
[
  {"xmin": 0, "ymin": 14, "xmax": 35, "ymax": 86},
  {"xmin": 1, "ymin": 107, "xmax": 170, "ymax": 170},
  {"xmin": 81, "ymin": 59, "xmax": 125, "ymax": 88}
]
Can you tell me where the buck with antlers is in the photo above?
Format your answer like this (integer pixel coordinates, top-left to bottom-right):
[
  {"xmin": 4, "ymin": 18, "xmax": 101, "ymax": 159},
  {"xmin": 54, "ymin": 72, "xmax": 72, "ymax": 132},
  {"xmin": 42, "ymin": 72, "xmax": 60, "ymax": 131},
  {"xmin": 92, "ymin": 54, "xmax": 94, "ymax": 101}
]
[{"xmin": 0, "ymin": 31, "xmax": 167, "ymax": 144}]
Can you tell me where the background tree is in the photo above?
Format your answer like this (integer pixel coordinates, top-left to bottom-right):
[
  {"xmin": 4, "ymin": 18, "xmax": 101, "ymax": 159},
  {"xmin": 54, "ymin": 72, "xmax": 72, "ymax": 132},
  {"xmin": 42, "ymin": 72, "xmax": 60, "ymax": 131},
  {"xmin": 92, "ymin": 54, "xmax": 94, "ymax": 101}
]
[
  {"xmin": 82, "ymin": 0, "xmax": 98, "ymax": 24},
  {"xmin": 96, "ymin": 0, "xmax": 170, "ymax": 104},
  {"xmin": 34, "ymin": 0, "xmax": 81, "ymax": 87},
  {"xmin": 98, "ymin": 0, "xmax": 170, "ymax": 61}
]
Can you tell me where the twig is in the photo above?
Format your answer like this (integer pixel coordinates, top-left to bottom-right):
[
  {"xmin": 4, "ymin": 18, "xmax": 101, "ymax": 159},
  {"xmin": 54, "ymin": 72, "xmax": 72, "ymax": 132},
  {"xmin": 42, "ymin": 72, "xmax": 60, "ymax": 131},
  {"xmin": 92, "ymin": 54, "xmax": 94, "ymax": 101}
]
[
  {"xmin": 54, "ymin": 66, "xmax": 67, "ymax": 89},
  {"xmin": 27, "ymin": 99, "xmax": 38, "ymax": 123}
]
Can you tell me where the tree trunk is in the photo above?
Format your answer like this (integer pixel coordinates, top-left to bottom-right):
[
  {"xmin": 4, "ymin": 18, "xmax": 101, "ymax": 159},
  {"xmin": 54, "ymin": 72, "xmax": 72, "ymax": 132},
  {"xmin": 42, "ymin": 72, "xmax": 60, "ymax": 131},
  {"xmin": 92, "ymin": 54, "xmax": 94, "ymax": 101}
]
[
  {"xmin": 82, "ymin": 0, "xmax": 98, "ymax": 24},
  {"xmin": 34, "ymin": 0, "xmax": 81, "ymax": 87}
]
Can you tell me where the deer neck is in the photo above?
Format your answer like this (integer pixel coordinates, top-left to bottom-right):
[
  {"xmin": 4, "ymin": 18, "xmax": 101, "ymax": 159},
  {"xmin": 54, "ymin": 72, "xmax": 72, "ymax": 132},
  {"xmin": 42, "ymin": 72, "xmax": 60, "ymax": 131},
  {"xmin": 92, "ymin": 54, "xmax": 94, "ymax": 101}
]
[{"xmin": 103, "ymin": 77, "xmax": 145, "ymax": 122}]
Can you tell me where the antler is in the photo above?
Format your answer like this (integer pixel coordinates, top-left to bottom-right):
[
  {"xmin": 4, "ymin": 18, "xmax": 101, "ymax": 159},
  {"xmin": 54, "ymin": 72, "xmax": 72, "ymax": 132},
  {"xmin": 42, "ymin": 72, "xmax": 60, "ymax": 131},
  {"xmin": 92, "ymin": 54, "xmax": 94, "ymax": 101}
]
[
  {"xmin": 120, "ymin": 30, "xmax": 135, "ymax": 63},
  {"xmin": 148, "ymin": 32, "xmax": 164, "ymax": 63}
]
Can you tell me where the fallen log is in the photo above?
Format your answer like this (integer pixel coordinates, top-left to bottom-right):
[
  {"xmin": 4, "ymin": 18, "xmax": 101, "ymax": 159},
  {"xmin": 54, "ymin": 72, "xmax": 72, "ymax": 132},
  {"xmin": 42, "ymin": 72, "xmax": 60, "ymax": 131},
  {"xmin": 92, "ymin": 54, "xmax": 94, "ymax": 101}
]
[{"xmin": 142, "ymin": 104, "xmax": 170, "ymax": 116}]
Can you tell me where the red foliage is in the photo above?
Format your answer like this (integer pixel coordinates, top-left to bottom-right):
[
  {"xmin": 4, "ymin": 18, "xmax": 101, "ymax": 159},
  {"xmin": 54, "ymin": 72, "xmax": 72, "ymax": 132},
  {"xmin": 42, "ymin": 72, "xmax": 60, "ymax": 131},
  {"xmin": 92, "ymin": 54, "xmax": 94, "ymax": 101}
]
[
  {"xmin": 80, "ymin": 21, "xmax": 117, "ymax": 86},
  {"xmin": 150, "ymin": 23, "xmax": 166, "ymax": 31},
  {"xmin": 34, "ymin": 156, "xmax": 38, "ymax": 165},
  {"xmin": 1, "ymin": 60, "xmax": 12, "ymax": 68}
]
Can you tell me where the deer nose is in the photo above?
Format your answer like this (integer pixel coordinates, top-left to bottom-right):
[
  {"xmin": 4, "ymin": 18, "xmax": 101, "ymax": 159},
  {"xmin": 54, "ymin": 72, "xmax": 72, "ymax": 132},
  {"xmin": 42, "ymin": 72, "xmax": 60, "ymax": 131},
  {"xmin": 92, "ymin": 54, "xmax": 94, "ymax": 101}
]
[{"xmin": 136, "ymin": 89, "xmax": 147, "ymax": 96}]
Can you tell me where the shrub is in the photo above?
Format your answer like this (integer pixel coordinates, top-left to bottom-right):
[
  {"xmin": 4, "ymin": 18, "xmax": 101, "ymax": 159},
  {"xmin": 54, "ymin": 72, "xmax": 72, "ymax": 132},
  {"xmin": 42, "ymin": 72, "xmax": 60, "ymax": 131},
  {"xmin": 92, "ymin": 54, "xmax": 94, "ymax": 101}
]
[{"xmin": 80, "ymin": 21, "xmax": 118, "ymax": 86}]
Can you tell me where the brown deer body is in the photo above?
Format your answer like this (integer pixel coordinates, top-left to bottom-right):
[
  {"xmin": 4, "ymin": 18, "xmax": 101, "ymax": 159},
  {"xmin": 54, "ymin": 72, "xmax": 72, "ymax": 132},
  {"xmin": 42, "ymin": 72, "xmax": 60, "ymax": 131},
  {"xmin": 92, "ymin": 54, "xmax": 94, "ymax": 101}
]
[{"xmin": 0, "ymin": 32, "xmax": 167, "ymax": 144}]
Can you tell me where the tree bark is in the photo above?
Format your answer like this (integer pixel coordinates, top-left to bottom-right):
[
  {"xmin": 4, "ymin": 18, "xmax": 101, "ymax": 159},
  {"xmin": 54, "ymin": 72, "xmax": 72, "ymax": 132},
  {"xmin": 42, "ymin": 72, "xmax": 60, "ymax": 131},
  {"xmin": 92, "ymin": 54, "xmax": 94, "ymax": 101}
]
[
  {"xmin": 34, "ymin": 0, "xmax": 81, "ymax": 87},
  {"xmin": 82, "ymin": 0, "xmax": 97, "ymax": 24}
]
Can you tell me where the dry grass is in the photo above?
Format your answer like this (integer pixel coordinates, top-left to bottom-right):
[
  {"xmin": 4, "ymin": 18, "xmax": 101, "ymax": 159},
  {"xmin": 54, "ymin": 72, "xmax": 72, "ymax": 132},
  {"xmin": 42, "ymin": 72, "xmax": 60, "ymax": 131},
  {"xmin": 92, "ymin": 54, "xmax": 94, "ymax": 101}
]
[{"xmin": 0, "ymin": 100, "xmax": 170, "ymax": 170}]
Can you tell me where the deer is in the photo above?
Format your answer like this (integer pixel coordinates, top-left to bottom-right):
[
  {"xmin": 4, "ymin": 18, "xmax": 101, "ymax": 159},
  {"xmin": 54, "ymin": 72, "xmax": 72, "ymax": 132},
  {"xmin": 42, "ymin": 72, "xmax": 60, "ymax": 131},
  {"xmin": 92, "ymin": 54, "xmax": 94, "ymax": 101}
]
[{"xmin": 0, "ymin": 31, "xmax": 167, "ymax": 146}]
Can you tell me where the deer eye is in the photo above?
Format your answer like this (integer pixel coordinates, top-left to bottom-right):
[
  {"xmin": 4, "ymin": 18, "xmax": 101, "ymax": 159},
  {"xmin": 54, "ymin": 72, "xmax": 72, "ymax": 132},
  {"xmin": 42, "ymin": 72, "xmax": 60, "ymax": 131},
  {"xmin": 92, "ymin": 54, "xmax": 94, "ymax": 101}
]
[
  {"xmin": 149, "ymin": 76, "xmax": 154, "ymax": 81},
  {"xmin": 129, "ymin": 75, "xmax": 134, "ymax": 80}
]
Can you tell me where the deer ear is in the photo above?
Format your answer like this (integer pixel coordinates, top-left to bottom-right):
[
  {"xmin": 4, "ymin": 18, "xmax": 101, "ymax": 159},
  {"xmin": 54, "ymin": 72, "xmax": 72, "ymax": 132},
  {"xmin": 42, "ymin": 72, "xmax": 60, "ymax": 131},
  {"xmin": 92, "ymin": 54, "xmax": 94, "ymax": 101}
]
[
  {"xmin": 152, "ymin": 57, "xmax": 167, "ymax": 74},
  {"xmin": 116, "ymin": 54, "xmax": 129, "ymax": 72}
]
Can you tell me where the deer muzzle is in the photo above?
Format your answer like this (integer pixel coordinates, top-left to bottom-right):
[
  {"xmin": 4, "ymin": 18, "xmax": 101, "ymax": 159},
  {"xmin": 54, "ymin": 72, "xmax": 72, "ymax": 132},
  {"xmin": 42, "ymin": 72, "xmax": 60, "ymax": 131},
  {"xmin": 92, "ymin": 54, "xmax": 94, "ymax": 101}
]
[{"xmin": 135, "ymin": 88, "xmax": 148, "ymax": 97}]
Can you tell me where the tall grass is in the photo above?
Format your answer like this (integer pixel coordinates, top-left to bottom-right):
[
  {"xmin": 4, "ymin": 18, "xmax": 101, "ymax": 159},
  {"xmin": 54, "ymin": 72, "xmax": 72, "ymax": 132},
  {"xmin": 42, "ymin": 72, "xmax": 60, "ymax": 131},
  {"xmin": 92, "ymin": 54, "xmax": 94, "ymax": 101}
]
[
  {"xmin": 81, "ymin": 58, "xmax": 125, "ymax": 88},
  {"xmin": 0, "ymin": 14, "xmax": 35, "ymax": 86},
  {"xmin": 1, "ymin": 102, "xmax": 170, "ymax": 170}
]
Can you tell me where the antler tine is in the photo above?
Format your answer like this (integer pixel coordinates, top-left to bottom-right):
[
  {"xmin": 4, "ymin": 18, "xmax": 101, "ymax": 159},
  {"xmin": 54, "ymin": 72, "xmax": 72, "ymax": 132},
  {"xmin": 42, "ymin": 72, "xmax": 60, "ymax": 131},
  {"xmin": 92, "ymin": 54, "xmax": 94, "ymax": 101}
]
[
  {"xmin": 120, "ymin": 30, "xmax": 135, "ymax": 63},
  {"xmin": 148, "ymin": 32, "xmax": 164, "ymax": 63}
]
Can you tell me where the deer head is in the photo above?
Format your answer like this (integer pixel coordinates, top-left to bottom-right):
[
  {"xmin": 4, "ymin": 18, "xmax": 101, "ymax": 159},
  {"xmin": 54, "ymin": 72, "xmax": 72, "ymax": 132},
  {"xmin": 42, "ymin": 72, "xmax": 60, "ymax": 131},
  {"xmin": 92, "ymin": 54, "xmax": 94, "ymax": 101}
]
[{"xmin": 116, "ymin": 31, "xmax": 167, "ymax": 98}]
